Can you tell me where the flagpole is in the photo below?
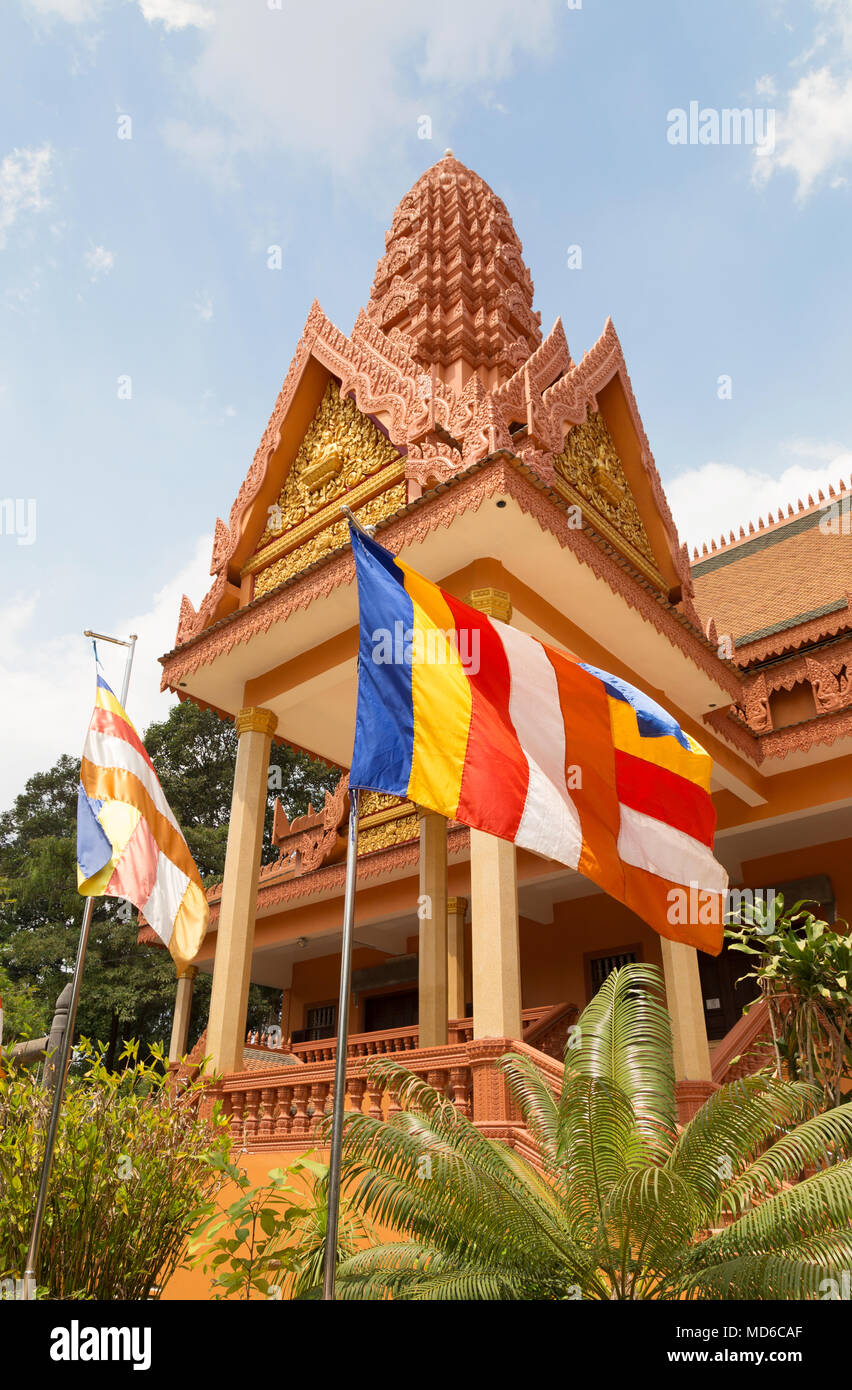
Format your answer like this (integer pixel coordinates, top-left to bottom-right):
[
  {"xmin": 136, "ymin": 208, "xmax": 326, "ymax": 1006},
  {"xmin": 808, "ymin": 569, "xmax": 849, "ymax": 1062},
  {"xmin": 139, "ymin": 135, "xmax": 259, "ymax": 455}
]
[
  {"xmin": 321, "ymin": 506, "xmax": 375, "ymax": 1300},
  {"xmin": 21, "ymin": 631, "xmax": 137, "ymax": 1300},
  {"xmin": 322, "ymin": 784, "xmax": 360, "ymax": 1301}
]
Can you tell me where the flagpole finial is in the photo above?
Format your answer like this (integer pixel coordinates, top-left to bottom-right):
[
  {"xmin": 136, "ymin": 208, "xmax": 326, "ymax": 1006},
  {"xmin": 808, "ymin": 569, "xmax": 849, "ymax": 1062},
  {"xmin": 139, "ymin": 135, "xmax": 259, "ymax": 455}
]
[{"xmin": 341, "ymin": 505, "xmax": 376, "ymax": 538}]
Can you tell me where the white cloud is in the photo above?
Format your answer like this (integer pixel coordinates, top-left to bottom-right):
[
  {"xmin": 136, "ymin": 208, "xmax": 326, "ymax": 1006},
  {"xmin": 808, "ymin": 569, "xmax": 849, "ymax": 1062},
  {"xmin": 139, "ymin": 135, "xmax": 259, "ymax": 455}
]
[
  {"xmin": 194, "ymin": 291, "xmax": 213, "ymax": 321},
  {"xmin": 0, "ymin": 533, "xmax": 211, "ymax": 812},
  {"xmin": 163, "ymin": 0, "xmax": 561, "ymax": 180},
  {"xmin": 667, "ymin": 441, "xmax": 852, "ymax": 552},
  {"xmin": 83, "ymin": 244, "xmax": 115, "ymax": 280},
  {"xmin": 0, "ymin": 144, "xmax": 52, "ymax": 249},
  {"xmin": 138, "ymin": 0, "xmax": 214, "ymax": 30},
  {"xmin": 754, "ymin": 0, "xmax": 852, "ymax": 198}
]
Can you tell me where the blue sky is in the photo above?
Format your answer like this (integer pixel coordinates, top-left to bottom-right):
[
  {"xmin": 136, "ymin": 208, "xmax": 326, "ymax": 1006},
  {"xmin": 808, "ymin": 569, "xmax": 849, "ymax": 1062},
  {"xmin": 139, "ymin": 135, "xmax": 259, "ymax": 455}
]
[{"xmin": 1, "ymin": 0, "xmax": 851, "ymax": 806}]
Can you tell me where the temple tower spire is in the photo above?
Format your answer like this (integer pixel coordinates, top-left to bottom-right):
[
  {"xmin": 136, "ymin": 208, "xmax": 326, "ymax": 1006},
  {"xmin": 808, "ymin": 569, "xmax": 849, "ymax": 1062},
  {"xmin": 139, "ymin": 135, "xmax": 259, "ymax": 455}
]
[{"xmin": 366, "ymin": 150, "xmax": 542, "ymax": 392}]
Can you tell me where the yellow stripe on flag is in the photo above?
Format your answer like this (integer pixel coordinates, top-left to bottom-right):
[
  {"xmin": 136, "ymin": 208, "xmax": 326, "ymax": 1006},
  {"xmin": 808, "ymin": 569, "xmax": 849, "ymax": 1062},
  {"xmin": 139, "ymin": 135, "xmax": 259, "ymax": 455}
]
[
  {"xmin": 396, "ymin": 561, "xmax": 473, "ymax": 816},
  {"xmin": 608, "ymin": 698, "xmax": 712, "ymax": 792}
]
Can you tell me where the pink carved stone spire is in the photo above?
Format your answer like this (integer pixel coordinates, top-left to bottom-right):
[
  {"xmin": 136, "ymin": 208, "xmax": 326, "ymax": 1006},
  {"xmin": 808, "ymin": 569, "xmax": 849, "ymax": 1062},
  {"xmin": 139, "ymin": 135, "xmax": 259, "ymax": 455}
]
[{"xmin": 367, "ymin": 150, "xmax": 542, "ymax": 389}]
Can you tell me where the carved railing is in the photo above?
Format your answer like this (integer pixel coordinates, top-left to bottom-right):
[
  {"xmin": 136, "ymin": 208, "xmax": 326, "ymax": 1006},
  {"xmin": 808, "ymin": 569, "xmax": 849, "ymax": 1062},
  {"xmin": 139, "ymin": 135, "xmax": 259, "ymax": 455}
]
[
  {"xmin": 245, "ymin": 1004, "xmax": 561, "ymax": 1066},
  {"xmin": 522, "ymin": 1002, "xmax": 579, "ymax": 1060},
  {"xmin": 711, "ymin": 996, "xmax": 775, "ymax": 1086},
  {"xmin": 220, "ymin": 1045, "xmax": 472, "ymax": 1151},
  {"xmin": 212, "ymin": 1033, "xmax": 566, "ymax": 1155}
]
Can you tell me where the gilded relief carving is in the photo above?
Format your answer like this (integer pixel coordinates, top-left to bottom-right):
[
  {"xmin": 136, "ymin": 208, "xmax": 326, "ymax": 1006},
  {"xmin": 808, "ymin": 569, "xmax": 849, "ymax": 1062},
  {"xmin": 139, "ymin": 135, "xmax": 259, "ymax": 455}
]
[
  {"xmin": 554, "ymin": 411, "xmax": 656, "ymax": 566},
  {"xmin": 358, "ymin": 790, "xmax": 407, "ymax": 817},
  {"xmin": 253, "ymin": 482, "xmax": 406, "ymax": 597},
  {"xmin": 255, "ymin": 380, "xmax": 401, "ymax": 551},
  {"xmin": 357, "ymin": 812, "xmax": 419, "ymax": 855}
]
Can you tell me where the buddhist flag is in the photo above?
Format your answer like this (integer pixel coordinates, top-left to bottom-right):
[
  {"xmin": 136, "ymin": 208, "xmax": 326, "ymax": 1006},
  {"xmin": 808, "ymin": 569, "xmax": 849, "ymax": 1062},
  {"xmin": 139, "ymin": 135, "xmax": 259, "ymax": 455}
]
[
  {"xmin": 76, "ymin": 676, "xmax": 208, "ymax": 968},
  {"xmin": 348, "ymin": 524, "xmax": 727, "ymax": 954}
]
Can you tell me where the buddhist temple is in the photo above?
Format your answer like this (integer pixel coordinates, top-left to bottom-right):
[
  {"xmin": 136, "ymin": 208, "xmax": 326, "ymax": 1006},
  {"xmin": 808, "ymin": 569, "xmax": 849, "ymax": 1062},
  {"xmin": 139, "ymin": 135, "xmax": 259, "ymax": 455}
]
[{"xmin": 151, "ymin": 151, "xmax": 852, "ymax": 1146}]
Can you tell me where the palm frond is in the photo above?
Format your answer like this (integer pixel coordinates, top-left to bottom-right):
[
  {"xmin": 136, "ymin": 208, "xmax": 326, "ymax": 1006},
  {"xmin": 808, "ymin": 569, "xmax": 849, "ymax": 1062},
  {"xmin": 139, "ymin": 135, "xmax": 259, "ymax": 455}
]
[
  {"xmin": 667, "ymin": 1075, "xmax": 815, "ymax": 1212},
  {"xmin": 497, "ymin": 1051, "xmax": 562, "ymax": 1169},
  {"xmin": 695, "ymin": 1161, "xmax": 852, "ymax": 1261},
  {"xmin": 718, "ymin": 1100, "xmax": 852, "ymax": 1216},
  {"xmin": 564, "ymin": 963, "xmax": 677, "ymax": 1161},
  {"xmin": 684, "ymin": 1251, "xmax": 849, "ymax": 1300}
]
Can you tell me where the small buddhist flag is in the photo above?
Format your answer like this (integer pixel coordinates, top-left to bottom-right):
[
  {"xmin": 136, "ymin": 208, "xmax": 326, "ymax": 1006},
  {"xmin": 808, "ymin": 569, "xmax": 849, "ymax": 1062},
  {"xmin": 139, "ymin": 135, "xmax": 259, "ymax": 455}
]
[
  {"xmin": 348, "ymin": 524, "xmax": 727, "ymax": 954},
  {"xmin": 76, "ymin": 675, "xmax": 208, "ymax": 968}
]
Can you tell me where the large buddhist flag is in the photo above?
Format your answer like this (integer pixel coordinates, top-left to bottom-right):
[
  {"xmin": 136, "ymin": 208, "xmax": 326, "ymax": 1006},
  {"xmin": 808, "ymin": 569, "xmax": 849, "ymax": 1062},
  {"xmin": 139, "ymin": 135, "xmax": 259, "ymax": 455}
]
[
  {"xmin": 348, "ymin": 525, "xmax": 726, "ymax": 954},
  {"xmin": 76, "ymin": 675, "xmax": 208, "ymax": 968}
]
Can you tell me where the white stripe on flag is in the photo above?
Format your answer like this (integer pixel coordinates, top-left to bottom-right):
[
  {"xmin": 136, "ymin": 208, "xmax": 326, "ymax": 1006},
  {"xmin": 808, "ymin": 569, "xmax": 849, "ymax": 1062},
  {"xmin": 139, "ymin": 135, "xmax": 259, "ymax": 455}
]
[
  {"xmin": 492, "ymin": 620, "xmax": 583, "ymax": 868},
  {"xmin": 142, "ymin": 852, "xmax": 190, "ymax": 947},
  {"xmin": 617, "ymin": 805, "xmax": 728, "ymax": 894},
  {"xmin": 83, "ymin": 728, "xmax": 181, "ymax": 834}
]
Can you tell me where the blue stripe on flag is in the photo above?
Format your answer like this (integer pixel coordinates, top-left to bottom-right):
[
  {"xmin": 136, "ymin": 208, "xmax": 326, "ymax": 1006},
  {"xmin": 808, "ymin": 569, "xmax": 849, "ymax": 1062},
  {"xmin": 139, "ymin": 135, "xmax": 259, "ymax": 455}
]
[
  {"xmin": 348, "ymin": 525, "xmax": 415, "ymax": 795},
  {"xmin": 76, "ymin": 781, "xmax": 113, "ymax": 879},
  {"xmin": 578, "ymin": 663, "xmax": 690, "ymax": 748}
]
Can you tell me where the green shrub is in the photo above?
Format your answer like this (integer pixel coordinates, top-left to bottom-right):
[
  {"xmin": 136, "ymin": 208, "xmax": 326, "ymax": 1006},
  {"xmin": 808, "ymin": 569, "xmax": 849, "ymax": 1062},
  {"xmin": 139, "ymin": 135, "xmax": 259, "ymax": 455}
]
[
  {"xmin": 188, "ymin": 1153, "xmax": 374, "ymax": 1299},
  {"xmin": 0, "ymin": 1040, "xmax": 231, "ymax": 1299}
]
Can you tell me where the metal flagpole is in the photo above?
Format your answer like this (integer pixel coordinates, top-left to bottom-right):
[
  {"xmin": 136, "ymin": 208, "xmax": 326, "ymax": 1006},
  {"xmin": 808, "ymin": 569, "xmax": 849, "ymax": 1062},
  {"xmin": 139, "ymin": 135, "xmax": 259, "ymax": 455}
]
[
  {"xmin": 321, "ymin": 784, "xmax": 360, "ymax": 1301},
  {"xmin": 322, "ymin": 506, "xmax": 374, "ymax": 1300},
  {"xmin": 21, "ymin": 630, "xmax": 138, "ymax": 1300}
]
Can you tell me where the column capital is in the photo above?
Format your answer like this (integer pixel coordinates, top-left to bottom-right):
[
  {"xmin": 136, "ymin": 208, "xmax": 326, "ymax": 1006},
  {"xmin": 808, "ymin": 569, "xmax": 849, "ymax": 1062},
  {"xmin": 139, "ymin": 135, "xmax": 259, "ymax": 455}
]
[
  {"xmin": 464, "ymin": 587, "xmax": 512, "ymax": 622},
  {"xmin": 176, "ymin": 963, "xmax": 198, "ymax": 981},
  {"xmin": 447, "ymin": 896, "xmax": 468, "ymax": 917},
  {"xmin": 236, "ymin": 706, "xmax": 278, "ymax": 738},
  {"xmin": 416, "ymin": 804, "xmax": 447, "ymax": 823}
]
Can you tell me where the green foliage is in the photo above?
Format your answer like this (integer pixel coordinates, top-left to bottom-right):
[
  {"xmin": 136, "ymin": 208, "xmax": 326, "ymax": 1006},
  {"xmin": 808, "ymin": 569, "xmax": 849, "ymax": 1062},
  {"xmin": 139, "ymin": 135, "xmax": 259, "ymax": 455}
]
[
  {"xmin": 0, "ymin": 1040, "xmax": 232, "ymax": 1299},
  {"xmin": 334, "ymin": 964, "xmax": 852, "ymax": 1300},
  {"xmin": 0, "ymin": 702, "xmax": 337, "ymax": 1053},
  {"xmin": 188, "ymin": 1154, "xmax": 371, "ymax": 1299},
  {"xmin": 726, "ymin": 894, "xmax": 852, "ymax": 1105},
  {"xmin": 0, "ymin": 960, "xmax": 48, "ymax": 1045}
]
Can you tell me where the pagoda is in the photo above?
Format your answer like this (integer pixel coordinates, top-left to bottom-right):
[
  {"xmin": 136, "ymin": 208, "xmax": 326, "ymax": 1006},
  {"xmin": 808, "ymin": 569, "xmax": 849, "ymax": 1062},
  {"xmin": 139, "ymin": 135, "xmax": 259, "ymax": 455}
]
[{"xmin": 151, "ymin": 152, "xmax": 852, "ymax": 1145}]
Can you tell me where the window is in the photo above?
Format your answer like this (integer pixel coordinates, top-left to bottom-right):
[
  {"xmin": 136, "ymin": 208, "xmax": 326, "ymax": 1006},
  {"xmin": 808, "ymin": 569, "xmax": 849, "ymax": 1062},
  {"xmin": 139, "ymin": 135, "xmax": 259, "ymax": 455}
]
[
  {"xmin": 291, "ymin": 1004, "xmax": 337, "ymax": 1043},
  {"xmin": 584, "ymin": 945, "xmax": 641, "ymax": 1000}
]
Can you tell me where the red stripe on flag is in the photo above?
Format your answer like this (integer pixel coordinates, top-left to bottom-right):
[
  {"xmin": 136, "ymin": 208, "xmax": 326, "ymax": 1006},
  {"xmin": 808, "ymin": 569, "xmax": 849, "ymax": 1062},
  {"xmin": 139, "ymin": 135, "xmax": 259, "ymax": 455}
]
[
  {"xmin": 440, "ymin": 591, "xmax": 529, "ymax": 840},
  {"xmin": 90, "ymin": 706, "xmax": 156, "ymax": 773},
  {"xmin": 615, "ymin": 750, "xmax": 716, "ymax": 848}
]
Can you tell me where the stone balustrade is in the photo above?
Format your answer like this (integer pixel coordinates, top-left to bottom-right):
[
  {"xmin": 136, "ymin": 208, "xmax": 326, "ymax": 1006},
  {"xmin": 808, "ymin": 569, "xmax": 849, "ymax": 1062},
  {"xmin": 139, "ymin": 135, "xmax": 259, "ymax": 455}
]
[
  {"xmin": 217, "ymin": 1037, "xmax": 514, "ymax": 1152},
  {"xmin": 243, "ymin": 1003, "xmax": 561, "ymax": 1063}
]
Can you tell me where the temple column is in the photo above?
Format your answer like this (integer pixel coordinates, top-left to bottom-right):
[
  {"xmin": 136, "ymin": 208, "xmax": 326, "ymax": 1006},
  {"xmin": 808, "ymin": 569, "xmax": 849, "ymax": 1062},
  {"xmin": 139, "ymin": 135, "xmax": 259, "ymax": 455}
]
[
  {"xmin": 466, "ymin": 586, "xmax": 522, "ymax": 1042},
  {"xmin": 660, "ymin": 938, "xmax": 715, "ymax": 1119},
  {"xmin": 418, "ymin": 809, "xmax": 448, "ymax": 1048},
  {"xmin": 447, "ymin": 896, "xmax": 467, "ymax": 1021},
  {"xmin": 206, "ymin": 707, "xmax": 278, "ymax": 1073},
  {"xmin": 470, "ymin": 830, "xmax": 522, "ymax": 1040},
  {"xmin": 168, "ymin": 965, "xmax": 197, "ymax": 1064}
]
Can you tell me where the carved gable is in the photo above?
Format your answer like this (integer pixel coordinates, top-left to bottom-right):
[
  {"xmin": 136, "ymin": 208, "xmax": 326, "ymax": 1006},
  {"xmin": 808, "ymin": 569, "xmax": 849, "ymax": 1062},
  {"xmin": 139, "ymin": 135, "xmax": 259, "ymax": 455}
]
[
  {"xmin": 553, "ymin": 410, "xmax": 658, "ymax": 575},
  {"xmin": 243, "ymin": 380, "xmax": 406, "ymax": 599}
]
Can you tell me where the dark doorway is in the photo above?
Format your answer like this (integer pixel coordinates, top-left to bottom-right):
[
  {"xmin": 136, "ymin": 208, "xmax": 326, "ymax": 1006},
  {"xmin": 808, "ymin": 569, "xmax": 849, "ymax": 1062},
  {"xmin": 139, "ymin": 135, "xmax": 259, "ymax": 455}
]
[
  {"xmin": 363, "ymin": 989, "xmax": 419, "ymax": 1033},
  {"xmin": 698, "ymin": 938, "xmax": 759, "ymax": 1040}
]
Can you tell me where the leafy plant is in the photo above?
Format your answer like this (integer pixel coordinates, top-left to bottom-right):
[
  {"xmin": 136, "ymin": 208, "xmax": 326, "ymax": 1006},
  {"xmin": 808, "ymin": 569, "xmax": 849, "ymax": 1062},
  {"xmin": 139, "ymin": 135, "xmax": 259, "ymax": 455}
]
[
  {"xmin": 188, "ymin": 1154, "xmax": 374, "ymax": 1299},
  {"xmin": 726, "ymin": 894, "xmax": 852, "ymax": 1106},
  {"xmin": 334, "ymin": 964, "xmax": 852, "ymax": 1300},
  {"xmin": 0, "ymin": 1039, "xmax": 232, "ymax": 1299}
]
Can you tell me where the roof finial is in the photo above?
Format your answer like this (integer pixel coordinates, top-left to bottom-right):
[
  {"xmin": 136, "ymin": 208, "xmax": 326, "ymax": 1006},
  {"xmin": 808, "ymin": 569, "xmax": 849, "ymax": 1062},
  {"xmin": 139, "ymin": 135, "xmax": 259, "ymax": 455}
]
[{"xmin": 444, "ymin": 148, "xmax": 454, "ymax": 157}]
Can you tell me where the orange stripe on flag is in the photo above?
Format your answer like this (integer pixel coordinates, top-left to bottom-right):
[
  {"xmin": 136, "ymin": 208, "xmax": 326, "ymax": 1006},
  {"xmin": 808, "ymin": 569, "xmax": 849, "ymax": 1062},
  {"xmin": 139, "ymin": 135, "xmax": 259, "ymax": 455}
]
[
  {"xmin": 80, "ymin": 759, "xmax": 202, "ymax": 889},
  {"xmin": 546, "ymin": 647, "xmax": 625, "ymax": 899}
]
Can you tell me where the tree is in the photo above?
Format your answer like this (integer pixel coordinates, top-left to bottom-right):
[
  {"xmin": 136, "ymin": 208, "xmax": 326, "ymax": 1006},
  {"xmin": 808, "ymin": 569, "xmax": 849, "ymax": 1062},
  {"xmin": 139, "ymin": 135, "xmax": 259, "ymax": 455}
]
[
  {"xmin": 0, "ymin": 702, "xmax": 338, "ymax": 1054},
  {"xmin": 334, "ymin": 964, "xmax": 852, "ymax": 1300}
]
